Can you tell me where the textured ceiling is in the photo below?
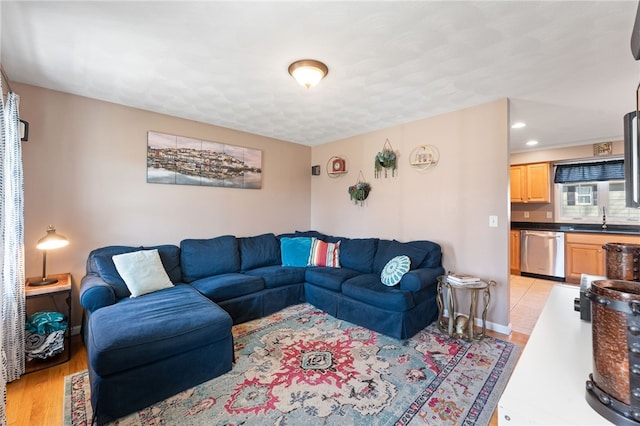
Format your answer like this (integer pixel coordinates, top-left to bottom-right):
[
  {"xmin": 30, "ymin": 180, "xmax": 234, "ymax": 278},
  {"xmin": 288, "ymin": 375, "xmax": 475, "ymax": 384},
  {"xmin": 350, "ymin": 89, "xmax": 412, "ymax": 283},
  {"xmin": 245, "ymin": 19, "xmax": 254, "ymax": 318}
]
[{"xmin": 2, "ymin": 1, "xmax": 639, "ymax": 152}]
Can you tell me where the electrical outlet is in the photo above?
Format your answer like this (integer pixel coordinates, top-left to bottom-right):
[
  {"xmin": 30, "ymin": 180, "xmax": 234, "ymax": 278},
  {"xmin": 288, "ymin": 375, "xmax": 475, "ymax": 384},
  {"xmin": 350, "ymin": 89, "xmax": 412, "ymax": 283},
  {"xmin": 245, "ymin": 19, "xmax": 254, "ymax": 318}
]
[
  {"xmin": 546, "ymin": 211, "xmax": 553, "ymax": 219},
  {"xmin": 524, "ymin": 211, "xmax": 530, "ymax": 218},
  {"xmin": 489, "ymin": 215, "xmax": 498, "ymax": 227}
]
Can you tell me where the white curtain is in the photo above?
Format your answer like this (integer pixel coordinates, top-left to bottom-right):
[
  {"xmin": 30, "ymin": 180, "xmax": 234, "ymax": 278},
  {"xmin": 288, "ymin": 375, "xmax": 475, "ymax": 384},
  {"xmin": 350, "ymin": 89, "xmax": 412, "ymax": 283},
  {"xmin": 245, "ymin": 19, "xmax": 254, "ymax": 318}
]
[{"xmin": 0, "ymin": 83, "xmax": 26, "ymax": 426}]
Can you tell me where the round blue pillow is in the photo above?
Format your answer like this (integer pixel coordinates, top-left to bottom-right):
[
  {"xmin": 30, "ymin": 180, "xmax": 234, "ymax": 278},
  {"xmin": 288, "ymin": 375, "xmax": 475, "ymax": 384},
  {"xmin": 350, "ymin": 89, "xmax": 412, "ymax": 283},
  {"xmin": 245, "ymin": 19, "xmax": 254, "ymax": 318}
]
[{"xmin": 381, "ymin": 255, "xmax": 411, "ymax": 286}]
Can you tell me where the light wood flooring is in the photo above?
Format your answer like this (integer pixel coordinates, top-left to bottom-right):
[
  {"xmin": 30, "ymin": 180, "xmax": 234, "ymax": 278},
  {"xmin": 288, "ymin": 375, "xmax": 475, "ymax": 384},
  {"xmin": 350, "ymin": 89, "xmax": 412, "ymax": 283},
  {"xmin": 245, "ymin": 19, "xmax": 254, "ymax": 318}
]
[{"xmin": 7, "ymin": 275, "xmax": 561, "ymax": 426}]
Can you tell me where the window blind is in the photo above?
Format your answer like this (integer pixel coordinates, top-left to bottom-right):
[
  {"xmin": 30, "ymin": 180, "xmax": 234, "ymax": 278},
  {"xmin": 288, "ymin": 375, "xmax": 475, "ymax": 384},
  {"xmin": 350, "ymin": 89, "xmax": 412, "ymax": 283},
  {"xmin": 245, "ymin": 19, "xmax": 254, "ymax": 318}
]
[{"xmin": 554, "ymin": 159, "xmax": 624, "ymax": 183}]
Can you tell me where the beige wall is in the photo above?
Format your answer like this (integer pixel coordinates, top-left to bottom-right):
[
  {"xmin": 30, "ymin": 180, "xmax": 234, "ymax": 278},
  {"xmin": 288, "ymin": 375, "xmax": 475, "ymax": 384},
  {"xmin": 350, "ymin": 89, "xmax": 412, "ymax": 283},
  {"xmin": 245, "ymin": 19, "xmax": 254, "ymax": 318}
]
[
  {"xmin": 18, "ymin": 83, "xmax": 311, "ymax": 327},
  {"xmin": 310, "ymin": 99, "xmax": 511, "ymax": 330},
  {"xmin": 18, "ymin": 84, "xmax": 512, "ymax": 332},
  {"xmin": 510, "ymin": 141, "xmax": 623, "ymax": 222}
]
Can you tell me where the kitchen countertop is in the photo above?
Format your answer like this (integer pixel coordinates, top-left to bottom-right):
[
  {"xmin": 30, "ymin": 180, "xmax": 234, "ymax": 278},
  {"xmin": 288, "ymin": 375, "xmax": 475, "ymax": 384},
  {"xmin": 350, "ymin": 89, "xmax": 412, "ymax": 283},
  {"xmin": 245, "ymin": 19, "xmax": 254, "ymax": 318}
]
[
  {"xmin": 498, "ymin": 285, "xmax": 608, "ymax": 425},
  {"xmin": 512, "ymin": 221, "xmax": 640, "ymax": 235}
]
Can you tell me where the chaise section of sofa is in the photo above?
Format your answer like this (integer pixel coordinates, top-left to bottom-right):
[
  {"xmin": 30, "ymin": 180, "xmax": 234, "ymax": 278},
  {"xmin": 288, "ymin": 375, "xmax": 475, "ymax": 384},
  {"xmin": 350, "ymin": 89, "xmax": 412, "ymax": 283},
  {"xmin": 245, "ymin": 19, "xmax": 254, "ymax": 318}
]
[
  {"xmin": 86, "ymin": 285, "xmax": 233, "ymax": 424},
  {"xmin": 80, "ymin": 244, "xmax": 234, "ymax": 425}
]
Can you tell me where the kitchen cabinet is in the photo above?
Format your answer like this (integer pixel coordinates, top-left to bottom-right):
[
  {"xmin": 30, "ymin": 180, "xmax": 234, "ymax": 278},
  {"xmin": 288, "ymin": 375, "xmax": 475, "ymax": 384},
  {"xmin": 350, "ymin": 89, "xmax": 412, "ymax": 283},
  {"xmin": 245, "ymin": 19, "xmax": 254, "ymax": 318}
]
[
  {"xmin": 510, "ymin": 230, "xmax": 520, "ymax": 274},
  {"xmin": 565, "ymin": 233, "xmax": 640, "ymax": 284},
  {"xmin": 510, "ymin": 163, "xmax": 551, "ymax": 203}
]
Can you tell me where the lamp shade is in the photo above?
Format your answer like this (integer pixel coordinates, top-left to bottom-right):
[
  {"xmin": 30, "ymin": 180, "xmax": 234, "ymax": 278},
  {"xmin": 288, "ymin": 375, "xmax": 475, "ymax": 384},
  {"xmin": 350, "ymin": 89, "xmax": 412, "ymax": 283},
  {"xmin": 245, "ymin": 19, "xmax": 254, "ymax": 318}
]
[
  {"xmin": 288, "ymin": 59, "xmax": 328, "ymax": 89},
  {"xmin": 36, "ymin": 225, "xmax": 69, "ymax": 250},
  {"xmin": 29, "ymin": 225, "xmax": 69, "ymax": 286}
]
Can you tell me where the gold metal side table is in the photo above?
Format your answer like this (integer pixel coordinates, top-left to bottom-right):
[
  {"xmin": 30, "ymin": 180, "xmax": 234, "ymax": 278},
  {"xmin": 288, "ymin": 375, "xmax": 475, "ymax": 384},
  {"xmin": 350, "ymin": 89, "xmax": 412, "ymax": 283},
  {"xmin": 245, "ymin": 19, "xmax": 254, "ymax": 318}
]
[{"xmin": 436, "ymin": 275, "xmax": 496, "ymax": 340}]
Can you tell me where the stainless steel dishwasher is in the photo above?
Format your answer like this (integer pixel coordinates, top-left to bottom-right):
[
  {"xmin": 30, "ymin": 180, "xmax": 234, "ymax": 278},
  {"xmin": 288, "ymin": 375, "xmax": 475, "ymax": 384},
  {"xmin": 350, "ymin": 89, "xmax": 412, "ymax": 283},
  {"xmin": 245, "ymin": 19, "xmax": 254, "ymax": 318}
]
[{"xmin": 520, "ymin": 230, "xmax": 565, "ymax": 281}]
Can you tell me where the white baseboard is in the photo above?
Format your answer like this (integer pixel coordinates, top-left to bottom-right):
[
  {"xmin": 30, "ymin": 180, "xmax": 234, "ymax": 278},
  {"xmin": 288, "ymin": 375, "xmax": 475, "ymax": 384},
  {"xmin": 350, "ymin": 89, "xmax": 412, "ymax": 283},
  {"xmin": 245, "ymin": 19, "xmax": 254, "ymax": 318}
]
[
  {"xmin": 443, "ymin": 308, "xmax": 512, "ymax": 336},
  {"xmin": 486, "ymin": 320, "xmax": 512, "ymax": 336}
]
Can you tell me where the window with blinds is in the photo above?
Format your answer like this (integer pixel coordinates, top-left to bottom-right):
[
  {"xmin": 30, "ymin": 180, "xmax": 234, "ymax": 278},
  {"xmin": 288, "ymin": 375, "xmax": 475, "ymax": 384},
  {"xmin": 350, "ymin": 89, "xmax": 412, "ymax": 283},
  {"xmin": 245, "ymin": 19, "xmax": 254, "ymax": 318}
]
[{"xmin": 554, "ymin": 159, "xmax": 640, "ymax": 223}]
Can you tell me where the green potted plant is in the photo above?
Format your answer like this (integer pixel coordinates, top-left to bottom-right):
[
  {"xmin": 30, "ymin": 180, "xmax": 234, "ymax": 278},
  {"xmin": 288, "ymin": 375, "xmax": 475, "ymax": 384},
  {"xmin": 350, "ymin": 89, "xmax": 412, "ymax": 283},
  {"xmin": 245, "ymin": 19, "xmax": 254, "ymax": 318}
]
[
  {"xmin": 375, "ymin": 139, "xmax": 397, "ymax": 178},
  {"xmin": 348, "ymin": 178, "xmax": 371, "ymax": 206}
]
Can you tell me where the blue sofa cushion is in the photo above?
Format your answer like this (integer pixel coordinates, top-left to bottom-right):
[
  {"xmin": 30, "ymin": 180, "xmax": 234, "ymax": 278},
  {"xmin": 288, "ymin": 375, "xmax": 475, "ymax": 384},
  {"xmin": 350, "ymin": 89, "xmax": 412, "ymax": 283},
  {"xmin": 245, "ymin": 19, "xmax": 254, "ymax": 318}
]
[
  {"xmin": 180, "ymin": 235, "xmax": 240, "ymax": 282},
  {"xmin": 305, "ymin": 267, "xmax": 361, "ymax": 292},
  {"xmin": 373, "ymin": 240, "xmax": 429, "ymax": 274},
  {"xmin": 342, "ymin": 274, "xmax": 416, "ymax": 312},
  {"xmin": 245, "ymin": 265, "xmax": 306, "ymax": 289},
  {"xmin": 339, "ymin": 238, "xmax": 379, "ymax": 273},
  {"xmin": 94, "ymin": 252, "xmax": 138, "ymax": 300},
  {"xmin": 92, "ymin": 245, "xmax": 181, "ymax": 299},
  {"xmin": 294, "ymin": 230, "xmax": 326, "ymax": 239},
  {"xmin": 276, "ymin": 232, "xmax": 297, "ymax": 240},
  {"xmin": 190, "ymin": 273, "xmax": 264, "ymax": 302},
  {"xmin": 293, "ymin": 230, "xmax": 338, "ymax": 242},
  {"xmin": 87, "ymin": 246, "xmax": 136, "ymax": 275},
  {"xmin": 148, "ymin": 245, "xmax": 182, "ymax": 284},
  {"xmin": 238, "ymin": 233, "xmax": 281, "ymax": 272},
  {"xmin": 410, "ymin": 240, "xmax": 443, "ymax": 269},
  {"xmin": 280, "ymin": 237, "xmax": 312, "ymax": 267},
  {"xmin": 88, "ymin": 285, "xmax": 231, "ymax": 376}
]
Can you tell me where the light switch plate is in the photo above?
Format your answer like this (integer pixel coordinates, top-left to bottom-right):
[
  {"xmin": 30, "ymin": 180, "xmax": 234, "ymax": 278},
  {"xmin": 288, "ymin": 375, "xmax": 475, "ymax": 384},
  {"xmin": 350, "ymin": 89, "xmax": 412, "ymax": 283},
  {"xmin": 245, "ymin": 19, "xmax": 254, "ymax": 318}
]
[
  {"xmin": 524, "ymin": 211, "xmax": 530, "ymax": 218},
  {"xmin": 546, "ymin": 211, "xmax": 553, "ymax": 219},
  {"xmin": 489, "ymin": 215, "xmax": 498, "ymax": 227}
]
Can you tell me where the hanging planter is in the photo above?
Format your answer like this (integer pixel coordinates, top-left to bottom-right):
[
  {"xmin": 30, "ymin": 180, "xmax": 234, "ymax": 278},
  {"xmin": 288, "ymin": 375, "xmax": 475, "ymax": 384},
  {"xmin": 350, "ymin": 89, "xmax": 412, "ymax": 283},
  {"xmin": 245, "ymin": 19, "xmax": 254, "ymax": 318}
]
[
  {"xmin": 375, "ymin": 138, "xmax": 397, "ymax": 178},
  {"xmin": 348, "ymin": 171, "xmax": 371, "ymax": 206}
]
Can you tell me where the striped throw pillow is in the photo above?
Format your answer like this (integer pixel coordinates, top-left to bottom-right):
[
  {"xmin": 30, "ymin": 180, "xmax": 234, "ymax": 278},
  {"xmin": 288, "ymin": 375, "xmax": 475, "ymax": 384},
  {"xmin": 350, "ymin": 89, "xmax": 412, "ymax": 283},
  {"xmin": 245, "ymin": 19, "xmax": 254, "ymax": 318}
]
[{"xmin": 308, "ymin": 238, "xmax": 341, "ymax": 267}]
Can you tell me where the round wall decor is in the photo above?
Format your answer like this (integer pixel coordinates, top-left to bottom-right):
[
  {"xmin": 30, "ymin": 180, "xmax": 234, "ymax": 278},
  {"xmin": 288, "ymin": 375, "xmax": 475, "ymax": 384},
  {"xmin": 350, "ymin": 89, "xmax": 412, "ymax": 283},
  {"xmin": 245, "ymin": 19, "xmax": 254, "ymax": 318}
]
[
  {"xmin": 327, "ymin": 156, "xmax": 348, "ymax": 178},
  {"xmin": 409, "ymin": 145, "xmax": 439, "ymax": 172}
]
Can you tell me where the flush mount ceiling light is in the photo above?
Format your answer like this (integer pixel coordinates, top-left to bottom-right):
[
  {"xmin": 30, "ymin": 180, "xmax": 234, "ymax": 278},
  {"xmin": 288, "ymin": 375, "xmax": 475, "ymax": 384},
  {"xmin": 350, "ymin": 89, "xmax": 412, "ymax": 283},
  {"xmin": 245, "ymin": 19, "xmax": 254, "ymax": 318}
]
[
  {"xmin": 288, "ymin": 59, "xmax": 328, "ymax": 89},
  {"xmin": 511, "ymin": 121, "xmax": 526, "ymax": 129},
  {"xmin": 526, "ymin": 140, "xmax": 539, "ymax": 146}
]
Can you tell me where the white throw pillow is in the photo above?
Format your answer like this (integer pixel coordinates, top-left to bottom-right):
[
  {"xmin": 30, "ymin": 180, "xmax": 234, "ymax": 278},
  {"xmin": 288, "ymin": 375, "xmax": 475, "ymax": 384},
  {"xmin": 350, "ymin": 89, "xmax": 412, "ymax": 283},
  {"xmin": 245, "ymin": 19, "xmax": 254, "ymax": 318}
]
[
  {"xmin": 112, "ymin": 249, "xmax": 174, "ymax": 297},
  {"xmin": 381, "ymin": 255, "xmax": 411, "ymax": 286}
]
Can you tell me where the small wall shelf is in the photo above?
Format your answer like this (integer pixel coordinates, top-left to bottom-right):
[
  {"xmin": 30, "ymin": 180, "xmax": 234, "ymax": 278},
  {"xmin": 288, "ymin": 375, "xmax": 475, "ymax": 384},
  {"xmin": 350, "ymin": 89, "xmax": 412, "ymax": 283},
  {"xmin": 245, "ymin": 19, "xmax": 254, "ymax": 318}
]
[
  {"xmin": 327, "ymin": 155, "xmax": 348, "ymax": 178},
  {"xmin": 409, "ymin": 145, "xmax": 439, "ymax": 172}
]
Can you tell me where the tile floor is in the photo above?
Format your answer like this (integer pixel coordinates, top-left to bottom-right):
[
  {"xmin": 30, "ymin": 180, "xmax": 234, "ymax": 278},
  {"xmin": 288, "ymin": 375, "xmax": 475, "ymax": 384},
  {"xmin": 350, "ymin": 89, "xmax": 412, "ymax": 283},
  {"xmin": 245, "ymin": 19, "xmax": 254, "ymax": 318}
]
[{"xmin": 509, "ymin": 274, "xmax": 563, "ymax": 335}]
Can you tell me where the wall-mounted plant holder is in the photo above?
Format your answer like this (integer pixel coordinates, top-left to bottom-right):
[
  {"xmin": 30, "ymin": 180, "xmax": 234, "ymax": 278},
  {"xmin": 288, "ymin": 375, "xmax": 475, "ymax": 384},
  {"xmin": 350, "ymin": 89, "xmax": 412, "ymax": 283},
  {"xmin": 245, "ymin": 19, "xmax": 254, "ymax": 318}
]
[
  {"xmin": 409, "ymin": 145, "xmax": 439, "ymax": 172},
  {"xmin": 348, "ymin": 171, "xmax": 371, "ymax": 206},
  {"xmin": 327, "ymin": 155, "xmax": 348, "ymax": 178},
  {"xmin": 375, "ymin": 138, "xmax": 397, "ymax": 178}
]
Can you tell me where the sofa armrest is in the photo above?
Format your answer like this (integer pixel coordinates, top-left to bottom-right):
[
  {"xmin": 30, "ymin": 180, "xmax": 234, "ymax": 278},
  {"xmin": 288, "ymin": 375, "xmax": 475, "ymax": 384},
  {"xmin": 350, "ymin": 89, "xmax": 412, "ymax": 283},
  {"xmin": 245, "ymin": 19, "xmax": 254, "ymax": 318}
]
[
  {"xmin": 80, "ymin": 274, "xmax": 116, "ymax": 314},
  {"xmin": 400, "ymin": 266, "xmax": 444, "ymax": 292}
]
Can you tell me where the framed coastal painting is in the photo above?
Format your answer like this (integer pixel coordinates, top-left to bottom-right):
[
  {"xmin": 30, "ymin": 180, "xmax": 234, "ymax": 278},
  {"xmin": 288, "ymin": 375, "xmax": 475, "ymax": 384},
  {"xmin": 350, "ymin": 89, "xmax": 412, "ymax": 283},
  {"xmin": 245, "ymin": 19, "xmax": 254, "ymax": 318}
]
[{"xmin": 147, "ymin": 131, "xmax": 262, "ymax": 189}]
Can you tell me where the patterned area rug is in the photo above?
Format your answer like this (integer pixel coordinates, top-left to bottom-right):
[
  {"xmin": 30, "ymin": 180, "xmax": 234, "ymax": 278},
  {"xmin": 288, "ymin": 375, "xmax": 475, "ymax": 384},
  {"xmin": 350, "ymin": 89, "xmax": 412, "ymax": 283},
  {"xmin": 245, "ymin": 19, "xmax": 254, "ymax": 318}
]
[{"xmin": 64, "ymin": 303, "xmax": 520, "ymax": 425}]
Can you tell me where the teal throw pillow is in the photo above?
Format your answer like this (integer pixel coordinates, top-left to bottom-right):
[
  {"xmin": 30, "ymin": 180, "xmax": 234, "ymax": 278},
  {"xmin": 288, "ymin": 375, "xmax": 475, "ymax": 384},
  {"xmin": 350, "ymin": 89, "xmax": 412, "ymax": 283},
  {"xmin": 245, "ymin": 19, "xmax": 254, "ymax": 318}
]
[
  {"xmin": 381, "ymin": 255, "xmax": 411, "ymax": 286},
  {"xmin": 281, "ymin": 237, "xmax": 313, "ymax": 267}
]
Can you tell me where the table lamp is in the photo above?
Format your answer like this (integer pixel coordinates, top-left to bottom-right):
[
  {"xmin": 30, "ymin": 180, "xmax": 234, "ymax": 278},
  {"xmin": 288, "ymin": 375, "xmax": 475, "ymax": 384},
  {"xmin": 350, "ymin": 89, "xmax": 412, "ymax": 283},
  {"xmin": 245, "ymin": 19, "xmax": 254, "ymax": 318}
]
[{"xmin": 29, "ymin": 225, "xmax": 69, "ymax": 286}]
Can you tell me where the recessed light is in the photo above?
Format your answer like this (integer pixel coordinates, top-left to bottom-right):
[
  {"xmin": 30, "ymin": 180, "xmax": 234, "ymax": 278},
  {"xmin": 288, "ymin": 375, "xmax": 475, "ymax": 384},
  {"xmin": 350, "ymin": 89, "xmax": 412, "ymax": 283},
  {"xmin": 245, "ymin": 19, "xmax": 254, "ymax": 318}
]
[
  {"xmin": 511, "ymin": 122, "xmax": 526, "ymax": 129},
  {"xmin": 526, "ymin": 140, "xmax": 539, "ymax": 146}
]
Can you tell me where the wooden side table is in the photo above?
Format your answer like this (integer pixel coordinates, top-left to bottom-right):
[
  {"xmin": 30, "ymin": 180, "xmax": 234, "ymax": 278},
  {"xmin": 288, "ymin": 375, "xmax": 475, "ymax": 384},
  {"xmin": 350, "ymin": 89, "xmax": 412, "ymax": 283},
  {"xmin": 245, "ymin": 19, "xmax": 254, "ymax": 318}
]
[
  {"xmin": 436, "ymin": 275, "xmax": 496, "ymax": 340},
  {"xmin": 24, "ymin": 272, "xmax": 72, "ymax": 373}
]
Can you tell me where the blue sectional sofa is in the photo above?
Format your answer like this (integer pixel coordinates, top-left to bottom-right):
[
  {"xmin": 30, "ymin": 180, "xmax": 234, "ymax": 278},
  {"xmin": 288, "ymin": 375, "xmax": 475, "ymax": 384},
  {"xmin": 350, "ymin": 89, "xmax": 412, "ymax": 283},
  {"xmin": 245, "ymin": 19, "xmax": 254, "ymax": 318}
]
[{"xmin": 80, "ymin": 231, "xmax": 444, "ymax": 424}]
